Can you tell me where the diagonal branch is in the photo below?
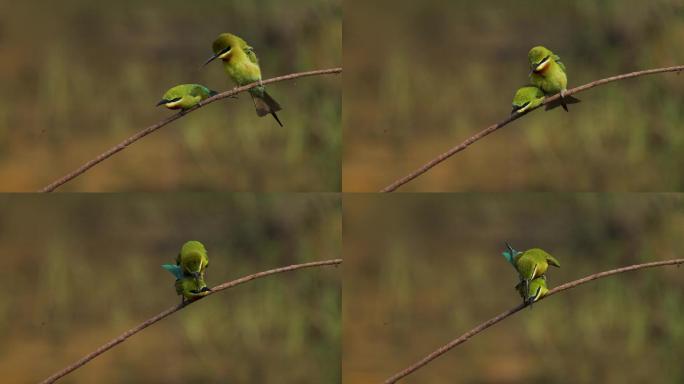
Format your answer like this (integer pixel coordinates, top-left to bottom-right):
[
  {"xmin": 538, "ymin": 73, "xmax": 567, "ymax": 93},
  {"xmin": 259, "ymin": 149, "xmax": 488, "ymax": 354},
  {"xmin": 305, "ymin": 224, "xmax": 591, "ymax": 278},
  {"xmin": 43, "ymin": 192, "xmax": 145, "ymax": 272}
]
[
  {"xmin": 39, "ymin": 67, "xmax": 343, "ymax": 193},
  {"xmin": 380, "ymin": 65, "xmax": 684, "ymax": 192},
  {"xmin": 39, "ymin": 258, "xmax": 343, "ymax": 384},
  {"xmin": 384, "ymin": 258, "xmax": 684, "ymax": 383}
]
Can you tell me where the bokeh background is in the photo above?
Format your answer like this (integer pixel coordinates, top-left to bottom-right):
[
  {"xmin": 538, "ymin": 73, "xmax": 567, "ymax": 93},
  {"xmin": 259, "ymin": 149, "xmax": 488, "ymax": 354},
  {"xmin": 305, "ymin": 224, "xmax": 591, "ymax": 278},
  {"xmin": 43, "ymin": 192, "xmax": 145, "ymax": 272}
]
[
  {"xmin": 0, "ymin": 194, "xmax": 341, "ymax": 383},
  {"xmin": 344, "ymin": 194, "xmax": 684, "ymax": 383},
  {"xmin": 344, "ymin": 0, "xmax": 684, "ymax": 191},
  {"xmin": 0, "ymin": 0, "xmax": 341, "ymax": 191}
]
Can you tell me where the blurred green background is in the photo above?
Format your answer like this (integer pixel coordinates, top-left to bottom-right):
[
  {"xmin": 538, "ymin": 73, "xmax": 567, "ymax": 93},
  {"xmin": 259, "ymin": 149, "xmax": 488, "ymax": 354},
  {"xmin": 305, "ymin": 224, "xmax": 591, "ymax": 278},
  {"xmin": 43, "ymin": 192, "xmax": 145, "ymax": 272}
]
[
  {"xmin": 343, "ymin": 0, "xmax": 684, "ymax": 191},
  {"xmin": 0, "ymin": 194, "xmax": 341, "ymax": 383},
  {"xmin": 344, "ymin": 194, "xmax": 684, "ymax": 383},
  {"xmin": 0, "ymin": 0, "xmax": 341, "ymax": 191}
]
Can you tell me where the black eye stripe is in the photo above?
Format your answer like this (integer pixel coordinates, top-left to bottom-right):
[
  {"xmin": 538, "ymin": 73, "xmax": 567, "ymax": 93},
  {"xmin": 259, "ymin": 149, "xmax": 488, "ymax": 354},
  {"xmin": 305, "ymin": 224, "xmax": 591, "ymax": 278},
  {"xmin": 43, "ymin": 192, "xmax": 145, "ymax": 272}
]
[
  {"xmin": 168, "ymin": 97, "xmax": 182, "ymax": 103},
  {"xmin": 221, "ymin": 46, "xmax": 231, "ymax": 54}
]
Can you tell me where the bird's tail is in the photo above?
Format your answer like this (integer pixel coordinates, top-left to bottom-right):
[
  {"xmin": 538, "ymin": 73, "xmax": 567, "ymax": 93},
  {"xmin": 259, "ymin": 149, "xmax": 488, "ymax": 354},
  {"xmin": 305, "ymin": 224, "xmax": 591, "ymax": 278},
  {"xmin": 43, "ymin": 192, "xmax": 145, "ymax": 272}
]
[
  {"xmin": 251, "ymin": 90, "xmax": 283, "ymax": 127},
  {"xmin": 545, "ymin": 94, "xmax": 581, "ymax": 111},
  {"xmin": 162, "ymin": 264, "xmax": 183, "ymax": 280}
]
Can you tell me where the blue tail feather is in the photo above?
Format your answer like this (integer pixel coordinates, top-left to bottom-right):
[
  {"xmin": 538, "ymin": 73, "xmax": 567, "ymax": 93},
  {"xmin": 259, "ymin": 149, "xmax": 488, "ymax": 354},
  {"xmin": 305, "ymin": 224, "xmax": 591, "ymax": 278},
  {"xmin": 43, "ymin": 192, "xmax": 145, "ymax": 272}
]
[{"xmin": 162, "ymin": 264, "xmax": 183, "ymax": 279}]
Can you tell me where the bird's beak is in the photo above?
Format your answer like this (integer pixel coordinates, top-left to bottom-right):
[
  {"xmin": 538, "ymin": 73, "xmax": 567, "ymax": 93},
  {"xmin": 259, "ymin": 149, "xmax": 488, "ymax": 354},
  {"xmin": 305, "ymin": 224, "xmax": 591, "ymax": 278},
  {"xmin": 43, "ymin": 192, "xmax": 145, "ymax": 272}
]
[
  {"xmin": 156, "ymin": 99, "xmax": 168, "ymax": 107},
  {"xmin": 203, "ymin": 53, "xmax": 220, "ymax": 66},
  {"xmin": 511, "ymin": 107, "xmax": 519, "ymax": 115}
]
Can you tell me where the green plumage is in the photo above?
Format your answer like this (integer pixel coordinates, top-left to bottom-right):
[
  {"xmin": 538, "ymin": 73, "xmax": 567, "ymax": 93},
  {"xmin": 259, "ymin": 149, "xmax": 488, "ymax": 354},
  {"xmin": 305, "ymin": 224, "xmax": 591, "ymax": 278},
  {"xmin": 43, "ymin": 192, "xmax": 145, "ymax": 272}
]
[
  {"xmin": 516, "ymin": 276, "xmax": 549, "ymax": 304},
  {"xmin": 176, "ymin": 240, "xmax": 209, "ymax": 280},
  {"xmin": 162, "ymin": 241, "xmax": 211, "ymax": 304},
  {"xmin": 528, "ymin": 45, "xmax": 580, "ymax": 112},
  {"xmin": 511, "ymin": 86, "xmax": 545, "ymax": 114},
  {"xmin": 175, "ymin": 275, "xmax": 211, "ymax": 302},
  {"xmin": 157, "ymin": 84, "xmax": 218, "ymax": 111},
  {"xmin": 502, "ymin": 243, "xmax": 560, "ymax": 305},
  {"xmin": 204, "ymin": 32, "xmax": 283, "ymax": 126}
]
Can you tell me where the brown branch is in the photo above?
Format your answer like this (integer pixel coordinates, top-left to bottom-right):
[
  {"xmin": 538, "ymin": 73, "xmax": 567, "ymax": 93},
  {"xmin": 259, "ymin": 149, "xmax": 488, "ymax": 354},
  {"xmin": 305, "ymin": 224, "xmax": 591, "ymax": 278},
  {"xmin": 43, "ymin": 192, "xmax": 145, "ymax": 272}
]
[
  {"xmin": 39, "ymin": 258, "xmax": 343, "ymax": 384},
  {"xmin": 380, "ymin": 65, "xmax": 684, "ymax": 192},
  {"xmin": 39, "ymin": 67, "xmax": 343, "ymax": 193},
  {"xmin": 384, "ymin": 258, "xmax": 684, "ymax": 383}
]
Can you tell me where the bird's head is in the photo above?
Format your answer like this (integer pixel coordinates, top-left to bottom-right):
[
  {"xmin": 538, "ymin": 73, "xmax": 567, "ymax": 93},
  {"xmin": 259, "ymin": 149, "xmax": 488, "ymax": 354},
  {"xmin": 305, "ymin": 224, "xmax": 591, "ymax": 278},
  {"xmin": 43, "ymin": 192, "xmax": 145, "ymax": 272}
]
[
  {"xmin": 204, "ymin": 33, "xmax": 242, "ymax": 66},
  {"xmin": 511, "ymin": 86, "xmax": 544, "ymax": 115},
  {"xmin": 502, "ymin": 242, "xmax": 521, "ymax": 265},
  {"xmin": 528, "ymin": 46, "xmax": 553, "ymax": 73},
  {"xmin": 156, "ymin": 86, "xmax": 184, "ymax": 109}
]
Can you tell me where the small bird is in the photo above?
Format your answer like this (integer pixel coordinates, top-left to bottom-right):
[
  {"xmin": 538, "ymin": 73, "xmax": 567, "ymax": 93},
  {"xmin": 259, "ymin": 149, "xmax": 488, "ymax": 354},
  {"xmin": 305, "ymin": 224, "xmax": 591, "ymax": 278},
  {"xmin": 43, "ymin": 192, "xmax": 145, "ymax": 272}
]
[
  {"xmin": 528, "ymin": 45, "xmax": 580, "ymax": 111},
  {"xmin": 502, "ymin": 243, "xmax": 560, "ymax": 299},
  {"xmin": 516, "ymin": 276, "xmax": 549, "ymax": 305},
  {"xmin": 156, "ymin": 84, "xmax": 218, "ymax": 111},
  {"xmin": 203, "ymin": 33, "xmax": 283, "ymax": 126},
  {"xmin": 161, "ymin": 264, "xmax": 211, "ymax": 304},
  {"xmin": 175, "ymin": 276, "xmax": 211, "ymax": 303},
  {"xmin": 176, "ymin": 240, "xmax": 210, "ymax": 286},
  {"xmin": 511, "ymin": 86, "xmax": 545, "ymax": 115}
]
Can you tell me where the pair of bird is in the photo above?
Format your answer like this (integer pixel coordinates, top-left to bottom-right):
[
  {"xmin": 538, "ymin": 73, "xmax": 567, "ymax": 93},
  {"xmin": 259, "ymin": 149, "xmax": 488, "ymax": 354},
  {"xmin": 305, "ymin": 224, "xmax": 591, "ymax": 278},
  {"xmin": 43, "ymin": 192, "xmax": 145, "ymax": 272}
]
[
  {"xmin": 157, "ymin": 33, "xmax": 283, "ymax": 126},
  {"xmin": 162, "ymin": 241, "xmax": 211, "ymax": 304},
  {"xmin": 502, "ymin": 243, "xmax": 561, "ymax": 305},
  {"xmin": 511, "ymin": 46, "xmax": 581, "ymax": 114}
]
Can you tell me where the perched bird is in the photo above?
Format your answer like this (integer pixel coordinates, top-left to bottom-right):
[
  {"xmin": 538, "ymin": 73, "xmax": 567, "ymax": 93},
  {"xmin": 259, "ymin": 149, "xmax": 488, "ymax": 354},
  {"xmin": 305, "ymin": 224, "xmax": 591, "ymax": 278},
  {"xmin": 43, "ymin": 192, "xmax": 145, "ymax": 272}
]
[
  {"xmin": 175, "ymin": 276, "xmax": 211, "ymax": 303},
  {"xmin": 203, "ymin": 33, "xmax": 283, "ymax": 126},
  {"xmin": 516, "ymin": 276, "xmax": 549, "ymax": 305},
  {"xmin": 511, "ymin": 86, "xmax": 545, "ymax": 115},
  {"xmin": 176, "ymin": 240, "xmax": 210, "ymax": 285},
  {"xmin": 502, "ymin": 243, "xmax": 560, "ymax": 299},
  {"xmin": 156, "ymin": 84, "xmax": 218, "ymax": 111},
  {"xmin": 161, "ymin": 264, "xmax": 211, "ymax": 304},
  {"xmin": 528, "ymin": 46, "xmax": 580, "ymax": 111}
]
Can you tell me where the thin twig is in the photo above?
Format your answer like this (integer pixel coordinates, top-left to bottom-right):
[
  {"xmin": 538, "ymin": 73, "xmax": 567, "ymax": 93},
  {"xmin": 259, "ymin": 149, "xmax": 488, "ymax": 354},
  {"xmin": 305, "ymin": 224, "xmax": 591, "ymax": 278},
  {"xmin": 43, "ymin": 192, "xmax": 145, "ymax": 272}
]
[
  {"xmin": 39, "ymin": 258, "xmax": 343, "ymax": 384},
  {"xmin": 385, "ymin": 258, "xmax": 684, "ymax": 383},
  {"xmin": 39, "ymin": 67, "xmax": 342, "ymax": 193},
  {"xmin": 380, "ymin": 65, "xmax": 684, "ymax": 192}
]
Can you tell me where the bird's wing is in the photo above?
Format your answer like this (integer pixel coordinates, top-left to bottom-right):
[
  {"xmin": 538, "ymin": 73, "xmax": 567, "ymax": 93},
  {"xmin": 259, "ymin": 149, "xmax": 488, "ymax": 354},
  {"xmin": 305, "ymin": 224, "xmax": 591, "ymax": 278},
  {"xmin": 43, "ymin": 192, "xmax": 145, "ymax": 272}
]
[
  {"xmin": 554, "ymin": 54, "xmax": 567, "ymax": 73},
  {"xmin": 530, "ymin": 285, "xmax": 543, "ymax": 302},
  {"xmin": 546, "ymin": 254, "xmax": 561, "ymax": 267},
  {"xmin": 189, "ymin": 86, "xmax": 203, "ymax": 98},
  {"xmin": 517, "ymin": 256, "xmax": 538, "ymax": 280},
  {"xmin": 244, "ymin": 45, "xmax": 259, "ymax": 65}
]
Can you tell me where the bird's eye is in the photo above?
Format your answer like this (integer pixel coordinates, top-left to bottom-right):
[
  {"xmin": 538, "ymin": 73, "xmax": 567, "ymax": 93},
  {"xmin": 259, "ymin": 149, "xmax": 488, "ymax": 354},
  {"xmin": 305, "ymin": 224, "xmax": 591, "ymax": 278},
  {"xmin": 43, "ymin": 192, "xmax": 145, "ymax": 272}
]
[
  {"xmin": 221, "ymin": 46, "xmax": 231, "ymax": 54},
  {"xmin": 522, "ymin": 102, "xmax": 530, "ymax": 108},
  {"xmin": 539, "ymin": 55, "xmax": 550, "ymax": 64},
  {"xmin": 168, "ymin": 97, "xmax": 181, "ymax": 103}
]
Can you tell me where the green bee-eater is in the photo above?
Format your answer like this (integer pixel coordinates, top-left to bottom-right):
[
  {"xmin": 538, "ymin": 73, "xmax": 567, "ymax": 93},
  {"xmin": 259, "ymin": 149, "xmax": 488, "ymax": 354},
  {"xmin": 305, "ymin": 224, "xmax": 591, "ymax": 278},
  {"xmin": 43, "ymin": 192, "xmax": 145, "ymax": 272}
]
[
  {"xmin": 157, "ymin": 84, "xmax": 218, "ymax": 111},
  {"xmin": 511, "ymin": 86, "xmax": 545, "ymax": 115},
  {"xmin": 502, "ymin": 243, "xmax": 560, "ymax": 298},
  {"xmin": 528, "ymin": 46, "xmax": 580, "ymax": 112},
  {"xmin": 203, "ymin": 33, "xmax": 283, "ymax": 127},
  {"xmin": 162, "ymin": 264, "xmax": 211, "ymax": 304},
  {"xmin": 515, "ymin": 275, "xmax": 549, "ymax": 305},
  {"xmin": 176, "ymin": 240, "xmax": 209, "ymax": 285},
  {"xmin": 175, "ymin": 276, "xmax": 211, "ymax": 303}
]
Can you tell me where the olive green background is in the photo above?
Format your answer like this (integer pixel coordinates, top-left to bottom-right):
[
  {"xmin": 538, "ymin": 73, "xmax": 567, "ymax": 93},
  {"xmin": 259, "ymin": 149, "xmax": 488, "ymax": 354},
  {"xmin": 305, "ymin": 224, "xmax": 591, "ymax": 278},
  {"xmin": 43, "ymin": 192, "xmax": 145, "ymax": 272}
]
[
  {"xmin": 0, "ymin": 194, "xmax": 341, "ymax": 383},
  {"xmin": 344, "ymin": 0, "xmax": 684, "ymax": 191},
  {"xmin": 0, "ymin": 0, "xmax": 341, "ymax": 191},
  {"xmin": 344, "ymin": 193, "xmax": 684, "ymax": 383}
]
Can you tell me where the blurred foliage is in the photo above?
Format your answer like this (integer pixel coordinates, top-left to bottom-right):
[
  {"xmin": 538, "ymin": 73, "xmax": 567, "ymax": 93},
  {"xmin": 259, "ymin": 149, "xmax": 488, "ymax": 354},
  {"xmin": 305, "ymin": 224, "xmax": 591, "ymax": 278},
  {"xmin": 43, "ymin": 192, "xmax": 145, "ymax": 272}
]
[
  {"xmin": 0, "ymin": 194, "xmax": 341, "ymax": 383},
  {"xmin": 0, "ymin": 0, "xmax": 341, "ymax": 191},
  {"xmin": 343, "ymin": 194, "xmax": 684, "ymax": 383},
  {"xmin": 343, "ymin": 0, "xmax": 684, "ymax": 191}
]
